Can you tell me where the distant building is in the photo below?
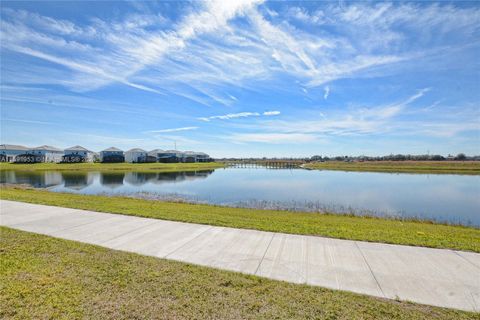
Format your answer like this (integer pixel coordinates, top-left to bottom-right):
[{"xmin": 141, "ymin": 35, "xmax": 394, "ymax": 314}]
[
  {"xmin": 125, "ymin": 148, "xmax": 148, "ymax": 163},
  {"xmin": 194, "ymin": 152, "xmax": 212, "ymax": 163},
  {"xmin": 156, "ymin": 150, "xmax": 185, "ymax": 163},
  {"xmin": 27, "ymin": 145, "xmax": 64, "ymax": 163},
  {"xmin": 0, "ymin": 144, "xmax": 29, "ymax": 162},
  {"xmin": 99, "ymin": 147, "xmax": 124, "ymax": 163},
  {"xmin": 147, "ymin": 149, "xmax": 211, "ymax": 163},
  {"xmin": 63, "ymin": 145, "xmax": 95, "ymax": 163},
  {"xmin": 183, "ymin": 151, "xmax": 212, "ymax": 163},
  {"xmin": 147, "ymin": 149, "xmax": 164, "ymax": 162}
]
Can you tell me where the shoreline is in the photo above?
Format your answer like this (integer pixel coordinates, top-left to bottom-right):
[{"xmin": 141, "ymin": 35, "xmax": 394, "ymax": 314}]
[{"xmin": 2, "ymin": 186, "xmax": 478, "ymax": 252}]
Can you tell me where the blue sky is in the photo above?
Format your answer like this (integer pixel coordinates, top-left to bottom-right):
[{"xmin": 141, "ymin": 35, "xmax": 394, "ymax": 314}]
[{"xmin": 1, "ymin": 1, "xmax": 479, "ymax": 157}]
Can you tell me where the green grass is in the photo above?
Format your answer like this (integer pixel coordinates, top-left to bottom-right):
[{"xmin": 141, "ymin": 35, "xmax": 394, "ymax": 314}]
[
  {"xmin": 0, "ymin": 162, "xmax": 225, "ymax": 172},
  {"xmin": 1, "ymin": 227, "xmax": 476, "ymax": 320},
  {"xmin": 1, "ymin": 187, "xmax": 479, "ymax": 252},
  {"xmin": 303, "ymin": 161, "xmax": 480, "ymax": 175}
]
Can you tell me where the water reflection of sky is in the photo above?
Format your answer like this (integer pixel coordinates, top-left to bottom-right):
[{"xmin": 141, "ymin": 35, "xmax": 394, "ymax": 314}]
[{"xmin": 2, "ymin": 168, "xmax": 479, "ymax": 226}]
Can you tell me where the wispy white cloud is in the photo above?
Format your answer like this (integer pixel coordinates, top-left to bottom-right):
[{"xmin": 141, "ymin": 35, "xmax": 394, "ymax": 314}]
[
  {"xmin": 245, "ymin": 89, "xmax": 433, "ymax": 137},
  {"xmin": 198, "ymin": 111, "xmax": 280, "ymax": 122},
  {"xmin": 263, "ymin": 111, "xmax": 281, "ymax": 116},
  {"xmin": 145, "ymin": 126, "xmax": 198, "ymax": 133},
  {"xmin": 2, "ymin": 1, "xmax": 476, "ymax": 105},
  {"xmin": 323, "ymin": 86, "xmax": 330, "ymax": 100},
  {"xmin": 2, "ymin": 118, "xmax": 54, "ymax": 125},
  {"xmin": 199, "ymin": 112, "xmax": 260, "ymax": 122}
]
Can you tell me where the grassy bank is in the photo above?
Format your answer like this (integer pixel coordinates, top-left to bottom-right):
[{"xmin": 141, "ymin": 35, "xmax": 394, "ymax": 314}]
[
  {"xmin": 303, "ymin": 161, "xmax": 480, "ymax": 174},
  {"xmin": 1, "ymin": 227, "xmax": 474, "ymax": 319},
  {"xmin": 0, "ymin": 162, "xmax": 225, "ymax": 172},
  {"xmin": 1, "ymin": 187, "xmax": 478, "ymax": 252}
]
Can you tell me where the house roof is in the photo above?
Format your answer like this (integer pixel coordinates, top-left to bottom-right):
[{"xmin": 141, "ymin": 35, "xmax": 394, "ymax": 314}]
[
  {"xmin": 0, "ymin": 144, "xmax": 29, "ymax": 151},
  {"xmin": 164, "ymin": 150, "xmax": 184, "ymax": 154},
  {"xmin": 147, "ymin": 149, "xmax": 164, "ymax": 156},
  {"xmin": 126, "ymin": 148, "xmax": 146, "ymax": 153},
  {"xmin": 65, "ymin": 145, "xmax": 91, "ymax": 152},
  {"xmin": 101, "ymin": 147, "xmax": 123, "ymax": 152},
  {"xmin": 184, "ymin": 151, "xmax": 208, "ymax": 156},
  {"xmin": 31, "ymin": 145, "xmax": 63, "ymax": 152}
]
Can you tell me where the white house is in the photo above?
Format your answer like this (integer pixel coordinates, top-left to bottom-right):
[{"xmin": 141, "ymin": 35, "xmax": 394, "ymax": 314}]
[
  {"xmin": 0, "ymin": 144, "xmax": 30, "ymax": 162},
  {"xmin": 125, "ymin": 148, "xmax": 147, "ymax": 163},
  {"xmin": 99, "ymin": 147, "xmax": 124, "ymax": 163},
  {"xmin": 28, "ymin": 145, "xmax": 64, "ymax": 163},
  {"xmin": 63, "ymin": 145, "xmax": 95, "ymax": 162}
]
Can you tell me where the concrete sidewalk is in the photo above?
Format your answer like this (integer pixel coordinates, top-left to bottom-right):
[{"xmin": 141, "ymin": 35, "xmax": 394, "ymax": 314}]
[{"xmin": 1, "ymin": 199, "xmax": 479, "ymax": 312}]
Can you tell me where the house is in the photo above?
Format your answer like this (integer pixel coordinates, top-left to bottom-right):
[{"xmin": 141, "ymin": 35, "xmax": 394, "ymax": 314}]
[
  {"xmin": 195, "ymin": 152, "xmax": 212, "ymax": 163},
  {"xmin": 156, "ymin": 150, "xmax": 185, "ymax": 163},
  {"xmin": 183, "ymin": 151, "xmax": 197, "ymax": 163},
  {"xmin": 63, "ymin": 145, "xmax": 95, "ymax": 163},
  {"xmin": 147, "ymin": 149, "xmax": 164, "ymax": 162},
  {"xmin": 0, "ymin": 144, "xmax": 30, "ymax": 162},
  {"xmin": 99, "ymin": 147, "xmax": 124, "ymax": 163},
  {"xmin": 183, "ymin": 151, "xmax": 212, "ymax": 163},
  {"xmin": 28, "ymin": 145, "xmax": 64, "ymax": 163},
  {"xmin": 125, "ymin": 148, "xmax": 148, "ymax": 163}
]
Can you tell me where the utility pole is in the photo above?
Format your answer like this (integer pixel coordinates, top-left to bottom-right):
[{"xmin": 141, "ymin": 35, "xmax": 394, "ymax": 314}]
[{"xmin": 174, "ymin": 141, "xmax": 177, "ymax": 150}]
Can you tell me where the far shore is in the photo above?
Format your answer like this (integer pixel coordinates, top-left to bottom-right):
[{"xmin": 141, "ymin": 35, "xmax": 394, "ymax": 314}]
[
  {"xmin": 302, "ymin": 160, "xmax": 480, "ymax": 175},
  {"xmin": 1, "ymin": 160, "xmax": 480, "ymax": 174}
]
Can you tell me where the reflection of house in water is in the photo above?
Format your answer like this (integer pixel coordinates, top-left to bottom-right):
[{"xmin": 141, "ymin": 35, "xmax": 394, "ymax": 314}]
[
  {"xmin": 150, "ymin": 170, "xmax": 214, "ymax": 185},
  {"xmin": 123, "ymin": 170, "xmax": 214, "ymax": 186},
  {"xmin": 62, "ymin": 172, "xmax": 94, "ymax": 190},
  {"xmin": 100, "ymin": 172, "xmax": 125, "ymax": 188},
  {"xmin": 1, "ymin": 171, "xmax": 63, "ymax": 188},
  {"xmin": 124, "ymin": 172, "xmax": 157, "ymax": 186}
]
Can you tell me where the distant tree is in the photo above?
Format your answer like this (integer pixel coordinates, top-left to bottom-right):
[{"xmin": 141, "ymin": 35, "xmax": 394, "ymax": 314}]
[
  {"xmin": 430, "ymin": 155, "xmax": 445, "ymax": 161},
  {"xmin": 455, "ymin": 153, "xmax": 467, "ymax": 161}
]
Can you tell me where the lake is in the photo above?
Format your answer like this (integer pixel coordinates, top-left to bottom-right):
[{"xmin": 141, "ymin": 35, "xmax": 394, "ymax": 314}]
[{"xmin": 2, "ymin": 167, "xmax": 479, "ymax": 226}]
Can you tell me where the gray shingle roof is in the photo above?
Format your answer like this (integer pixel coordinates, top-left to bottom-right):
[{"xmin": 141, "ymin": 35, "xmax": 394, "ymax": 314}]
[
  {"xmin": 164, "ymin": 150, "xmax": 184, "ymax": 153},
  {"xmin": 65, "ymin": 145, "xmax": 91, "ymax": 152},
  {"xmin": 126, "ymin": 148, "xmax": 146, "ymax": 153},
  {"xmin": 0, "ymin": 144, "xmax": 29, "ymax": 151},
  {"xmin": 31, "ymin": 145, "xmax": 63, "ymax": 152},
  {"xmin": 101, "ymin": 147, "xmax": 123, "ymax": 152},
  {"xmin": 148, "ymin": 149, "xmax": 164, "ymax": 156}
]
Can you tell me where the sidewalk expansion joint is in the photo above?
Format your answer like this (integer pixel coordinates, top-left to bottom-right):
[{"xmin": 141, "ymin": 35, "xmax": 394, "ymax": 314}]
[{"xmin": 355, "ymin": 241, "xmax": 386, "ymax": 298}]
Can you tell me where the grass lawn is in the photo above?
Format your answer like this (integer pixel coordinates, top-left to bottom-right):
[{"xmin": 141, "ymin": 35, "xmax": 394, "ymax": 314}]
[
  {"xmin": 0, "ymin": 162, "xmax": 224, "ymax": 172},
  {"xmin": 1, "ymin": 187, "xmax": 479, "ymax": 252},
  {"xmin": 0, "ymin": 227, "xmax": 476, "ymax": 320},
  {"xmin": 303, "ymin": 161, "xmax": 480, "ymax": 175}
]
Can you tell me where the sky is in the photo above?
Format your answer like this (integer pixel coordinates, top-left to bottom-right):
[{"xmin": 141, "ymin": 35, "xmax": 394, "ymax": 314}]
[{"xmin": 1, "ymin": 0, "xmax": 479, "ymax": 158}]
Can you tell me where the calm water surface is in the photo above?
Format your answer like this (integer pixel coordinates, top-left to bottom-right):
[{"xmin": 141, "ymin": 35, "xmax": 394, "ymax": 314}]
[{"xmin": 2, "ymin": 167, "xmax": 479, "ymax": 226}]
